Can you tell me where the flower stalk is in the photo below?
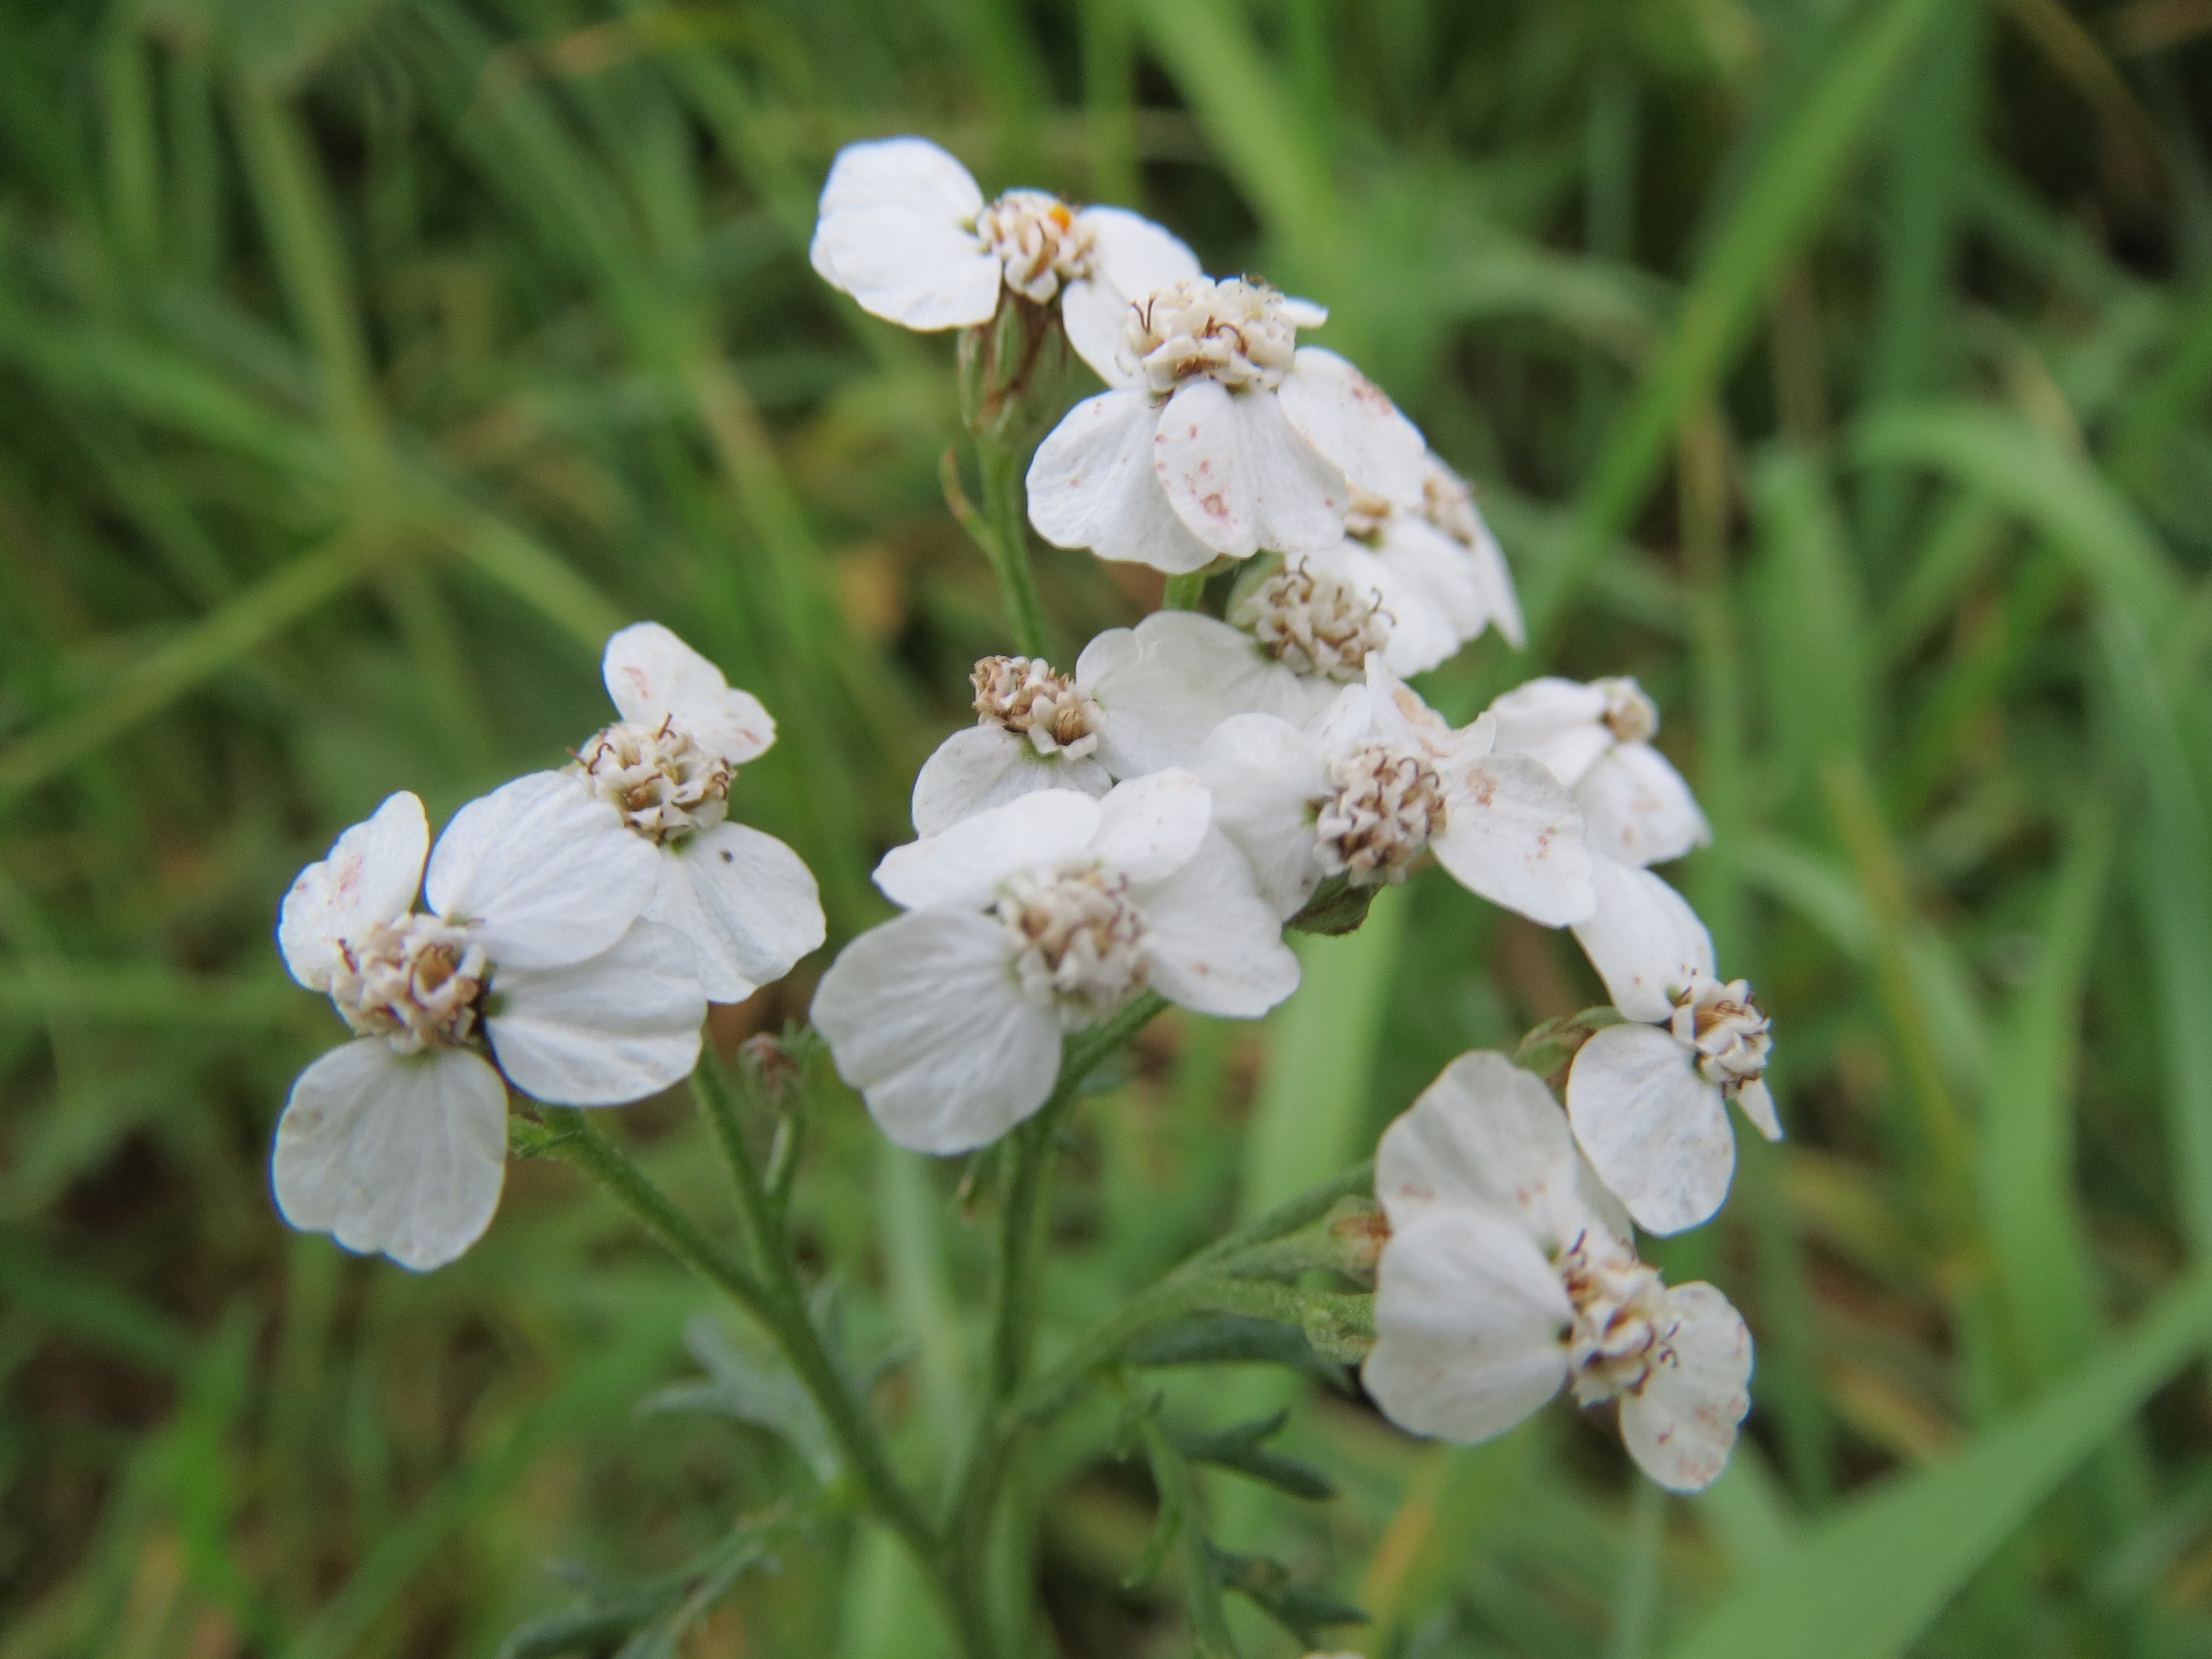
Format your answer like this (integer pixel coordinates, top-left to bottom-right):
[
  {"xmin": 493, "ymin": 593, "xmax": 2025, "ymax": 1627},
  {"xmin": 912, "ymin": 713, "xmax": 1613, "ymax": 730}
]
[{"xmin": 976, "ymin": 435, "xmax": 1056, "ymax": 660}]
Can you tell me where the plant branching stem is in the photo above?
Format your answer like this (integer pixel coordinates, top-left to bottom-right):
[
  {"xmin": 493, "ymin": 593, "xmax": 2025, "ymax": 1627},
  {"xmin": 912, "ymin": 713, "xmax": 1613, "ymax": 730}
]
[
  {"xmin": 537, "ymin": 1020, "xmax": 1369, "ymax": 1659},
  {"xmin": 976, "ymin": 438, "xmax": 1054, "ymax": 659},
  {"xmin": 1162, "ymin": 571, "xmax": 1207, "ymax": 610},
  {"xmin": 535, "ymin": 1107, "xmax": 995, "ymax": 1659}
]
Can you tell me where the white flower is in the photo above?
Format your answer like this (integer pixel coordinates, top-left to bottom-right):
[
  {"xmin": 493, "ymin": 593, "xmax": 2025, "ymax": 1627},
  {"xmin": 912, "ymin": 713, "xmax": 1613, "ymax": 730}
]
[
  {"xmin": 1563, "ymin": 859, "xmax": 1781, "ymax": 1235},
  {"xmin": 273, "ymin": 780, "xmax": 706, "ymax": 1270},
  {"xmin": 1266, "ymin": 460, "xmax": 1522, "ymax": 679},
  {"xmin": 808, "ymin": 135, "xmax": 1198, "ymax": 339},
  {"xmin": 1026, "ymin": 276, "xmax": 1429, "ymax": 572},
  {"xmin": 575, "ymin": 623, "xmax": 826, "ymax": 1004},
  {"xmin": 1196, "ymin": 658, "xmax": 1595, "ymax": 925},
  {"xmin": 911, "ymin": 654, "xmax": 1114, "ymax": 834},
  {"xmin": 811, "ymin": 771, "xmax": 1298, "ymax": 1154},
  {"xmin": 1362, "ymin": 1051, "xmax": 1753, "ymax": 1492},
  {"xmin": 913, "ymin": 617, "xmax": 1333, "ymax": 831},
  {"xmin": 1487, "ymin": 675, "xmax": 1708, "ymax": 868}
]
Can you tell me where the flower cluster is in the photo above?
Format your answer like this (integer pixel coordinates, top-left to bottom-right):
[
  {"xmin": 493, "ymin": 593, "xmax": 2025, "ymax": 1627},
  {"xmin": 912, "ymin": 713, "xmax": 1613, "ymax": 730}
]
[
  {"xmin": 269, "ymin": 130, "xmax": 1781, "ymax": 1541},
  {"xmin": 272, "ymin": 628, "xmax": 823, "ymax": 1270},
  {"xmin": 803, "ymin": 135, "xmax": 1776, "ymax": 1489}
]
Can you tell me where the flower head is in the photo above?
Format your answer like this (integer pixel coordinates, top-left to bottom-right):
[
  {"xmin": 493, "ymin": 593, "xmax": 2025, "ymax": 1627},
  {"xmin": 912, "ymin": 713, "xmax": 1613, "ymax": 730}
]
[
  {"xmin": 1487, "ymin": 675, "xmax": 1708, "ymax": 869},
  {"xmin": 273, "ymin": 779, "xmax": 706, "ymax": 1269},
  {"xmin": 910, "ymin": 653, "xmax": 1116, "ymax": 834},
  {"xmin": 1196, "ymin": 657, "xmax": 1595, "ymax": 926},
  {"xmin": 811, "ymin": 771, "xmax": 1299, "ymax": 1153},
  {"xmin": 808, "ymin": 136, "xmax": 1197, "ymax": 343},
  {"xmin": 1026, "ymin": 277, "xmax": 1428, "ymax": 573},
  {"xmin": 1561, "ymin": 860, "xmax": 1782, "ymax": 1235},
  {"xmin": 1361, "ymin": 1052, "xmax": 1753, "ymax": 1492},
  {"xmin": 574, "ymin": 624, "xmax": 825, "ymax": 1003}
]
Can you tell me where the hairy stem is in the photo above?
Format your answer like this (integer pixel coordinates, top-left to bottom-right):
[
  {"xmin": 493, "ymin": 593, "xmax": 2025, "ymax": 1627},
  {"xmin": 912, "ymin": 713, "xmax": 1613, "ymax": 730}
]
[
  {"xmin": 943, "ymin": 990, "xmax": 1170, "ymax": 1636},
  {"xmin": 976, "ymin": 438, "xmax": 1055, "ymax": 660},
  {"xmin": 1019, "ymin": 1158, "xmax": 1379, "ymax": 1421},
  {"xmin": 535, "ymin": 1107, "xmax": 996, "ymax": 1659}
]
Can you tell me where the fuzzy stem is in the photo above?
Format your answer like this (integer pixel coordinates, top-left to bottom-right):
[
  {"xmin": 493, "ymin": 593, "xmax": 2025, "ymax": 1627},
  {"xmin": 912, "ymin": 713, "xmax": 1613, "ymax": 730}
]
[
  {"xmin": 942, "ymin": 991, "xmax": 1170, "ymax": 1637},
  {"xmin": 976, "ymin": 438, "xmax": 1055, "ymax": 660}
]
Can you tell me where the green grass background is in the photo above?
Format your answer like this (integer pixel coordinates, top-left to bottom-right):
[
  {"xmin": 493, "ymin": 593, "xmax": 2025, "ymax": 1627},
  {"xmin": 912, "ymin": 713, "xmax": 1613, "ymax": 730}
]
[{"xmin": 6, "ymin": 0, "xmax": 2212, "ymax": 1654}]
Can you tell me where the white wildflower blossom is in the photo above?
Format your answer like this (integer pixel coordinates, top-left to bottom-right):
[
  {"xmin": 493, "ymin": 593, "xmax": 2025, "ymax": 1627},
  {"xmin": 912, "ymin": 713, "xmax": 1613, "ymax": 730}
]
[
  {"xmin": 1487, "ymin": 675, "xmax": 1708, "ymax": 868},
  {"xmin": 1196, "ymin": 657, "xmax": 1594, "ymax": 925},
  {"xmin": 1027, "ymin": 276, "xmax": 1429, "ymax": 572},
  {"xmin": 911, "ymin": 654, "xmax": 1114, "ymax": 833},
  {"xmin": 1284, "ymin": 459, "xmax": 1523, "ymax": 677},
  {"xmin": 273, "ymin": 780, "xmax": 706, "ymax": 1270},
  {"xmin": 808, "ymin": 136, "xmax": 1198, "ymax": 341},
  {"xmin": 1362, "ymin": 1052, "xmax": 1754, "ymax": 1493},
  {"xmin": 1561, "ymin": 859, "xmax": 1782, "ymax": 1235},
  {"xmin": 811, "ymin": 771, "xmax": 1299, "ymax": 1153},
  {"xmin": 917, "ymin": 612, "xmax": 1353, "ymax": 833},
  {"xmin": 575, "ymin": 624, "xmax": 826, "ymax": 1004}
]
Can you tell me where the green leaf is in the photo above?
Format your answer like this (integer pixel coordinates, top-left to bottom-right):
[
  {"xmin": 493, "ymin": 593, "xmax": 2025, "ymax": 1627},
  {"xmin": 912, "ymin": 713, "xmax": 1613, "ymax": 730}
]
[
  {"xmin": 640, "ymin": 1314, "xmax": 840, "ymax": 1485},
  {"xmin": 1207, "ymin": 1544, "xmax": 1369, "ymax": 1647},
  {"xmin": 1122, "ymin": 1313, "xmax": 1338, "ymax": 1384},
  {"xmin": 1660, "ymin": 1267, "xmax": 2212, "ymax": 1659},
  {"xmin": 1173, "ymin": 1410, "xmax": 1338, "ymax": 1502},
  {"xmin": 495, "ymin": 1517, "xmax": 785, "ymax": 1659}
]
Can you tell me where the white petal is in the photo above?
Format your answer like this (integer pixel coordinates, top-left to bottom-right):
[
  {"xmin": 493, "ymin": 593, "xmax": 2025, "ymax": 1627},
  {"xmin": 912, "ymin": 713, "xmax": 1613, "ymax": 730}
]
[
  {"xmin": 1566, "ymin": 1024, "xmax": 1734, "ymax": 1235},
  {"xmin": 1028, "ymin": 390, "xmax": 1217, "ymax": 573},
  {"xmin": 1618, "ymin": 1282, "xmax": 1754, "ymax": 1492},
  {"xmin": 912, "ymin": 725, "xmax": 1111, "ymax": 836},
  {"xmin": 1087, "ymin": 768, "xmax": 1212, "ymax": 883},
  {"xmin": 646, "ymin": 823, "xmax": 826, "ymax": 1002},
  {"xmin": 1153, "ymin": 380, "xmax": 1346, "ymax": 557},
  {"xmin": 272, "ymin": 1040, "xmax": 507, "ymax": 1272},
  {"xmin": 1304, "ymin": 537, "xmax": 1463, "ymax": 677},
  {"xmin": 1734, "ymin": 1077, "xmax": 1783, "ymax": 1142},
  {"xmin": 1570, "ymin": 860, "xmax": 1716, "ymax": 1023},
  {"xmin": 1131, "ymin": 828, "xmax": 1299, "ymax": 1017},
  {"xmin": 1060, "ymin": 275, "xmax": 1141, "ymax": 387},
  {"xmin": 808, "ymin": 138, "xmax": 999, "ymax": 330},
  {"xmin": 1463, "ymin": 503, "xmax": 1526, "ymax": 649},
  {"xmin": 278, "ymin": 793, "xmax": 428, "ymax": 990},
  {"xmin": 809, "ymin": 909, "xmax": 1062, "ymax": 1154},
  {"xmin": 814, "ymin": 136, "xmax": 985, "ymax": 223},
  {"xmin": 1193, "ymin": 713, "xmax": 1330, "ymax": 920},
  {"xmin": 1282, "ymin": 297, "xmax": 1329, "ymax": 329},
  {"xmin": 1576, "ymin": 743, "xmax": 1711, "ymax": 870},
  {"xmin": 1375, "ymin": 1051, "xmax": 1594, "ymax": 1250},
  {"xmin": 1277, "ymin": 347, "xmax": 1427, "ymax": 501},
  {"xmin": 423, "ymin": 773, "xmax": 659, "ymax": 970},
  {"xmin": 602, "ymin": 622, "xmax": 776, "ymax": 765},
  {"xmin": 1362, "ymin": 1208, "xmax": 1572, "ymax": 1444},
  {"xmin": 1064, "ymin": 207, "xmax": 1199, "ymax": 384},
  {"xmin": 874, "ymin": 788, "xmax": 1102, "ymax": 913},
  {"xmin": 1485, "ymin": 677, "xmax": 1613, "ymax": 786},
  {"xmin": 1430, "ymin": 754, "xmax": 1597, "ymax": 926},
  {"xmin": 1079, "ymin": 611, "xmax": 1315, "ymax": 776},
  {"xmin": 488, "ymin": 920, "xmax": 705, "ymax": 1105},
  {"xmin": 1081, "ymin": 206, "xmax": 1202, "ymax": 298},
  {"xmin": 1314, "ymin": 679, "xmax": 1382, "ymax": 746},
  {"xmin": 1376, "ymin": 515, "xmax": 1488, "ymax": 638}
]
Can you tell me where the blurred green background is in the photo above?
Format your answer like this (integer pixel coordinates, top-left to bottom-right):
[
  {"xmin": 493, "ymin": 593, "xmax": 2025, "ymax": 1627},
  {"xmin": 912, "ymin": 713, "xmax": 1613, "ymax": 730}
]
[{"xmin": 6, "ymin": 0, "xmax": 2212, "ymax": 1654}]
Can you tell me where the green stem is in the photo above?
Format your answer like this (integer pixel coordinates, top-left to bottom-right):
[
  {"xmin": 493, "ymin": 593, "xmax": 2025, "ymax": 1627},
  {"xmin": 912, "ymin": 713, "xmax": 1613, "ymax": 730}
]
[
  {"xmin": 535, "ymin": 1108, "xmax": 994, "ymax": 1659},
  {"xmin": 691, "ymin": 1057, "xmax": 781, "ymax": 1269},
  {"xmin": 942, "ymin": 991, "xmax": 1170, "ymax": 1631},
  {"xmin": 1162, "ymin": 570, "xmax": 1207, "ymax": 611},
  {"xmin": 976, "ymin": 438, "xmax": 1055, "ymax": 660}
]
